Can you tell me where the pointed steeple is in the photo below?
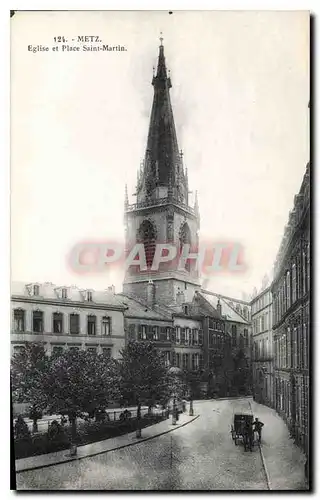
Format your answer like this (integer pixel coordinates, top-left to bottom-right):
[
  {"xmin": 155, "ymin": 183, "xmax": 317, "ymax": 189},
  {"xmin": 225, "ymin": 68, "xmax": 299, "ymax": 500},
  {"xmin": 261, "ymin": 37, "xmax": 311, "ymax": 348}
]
[{"xmin": 142, "ymin": 35, "xmax": 181, "ymax": 194}]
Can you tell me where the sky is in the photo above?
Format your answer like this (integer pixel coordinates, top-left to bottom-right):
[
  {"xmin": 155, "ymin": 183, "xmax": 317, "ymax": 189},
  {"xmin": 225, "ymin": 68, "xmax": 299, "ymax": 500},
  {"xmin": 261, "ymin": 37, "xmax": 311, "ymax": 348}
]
[{"xmin": 11, "ymin": 10, "xmax": 309, "ymax": 300}]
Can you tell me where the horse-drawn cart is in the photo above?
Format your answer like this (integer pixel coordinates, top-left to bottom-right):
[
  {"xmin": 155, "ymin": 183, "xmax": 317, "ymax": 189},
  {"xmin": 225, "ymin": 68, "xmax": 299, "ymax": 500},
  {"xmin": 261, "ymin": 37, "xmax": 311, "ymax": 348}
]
[{"xmin": 231, "ymin": 413, "xmax": 254, "ymax": 450}]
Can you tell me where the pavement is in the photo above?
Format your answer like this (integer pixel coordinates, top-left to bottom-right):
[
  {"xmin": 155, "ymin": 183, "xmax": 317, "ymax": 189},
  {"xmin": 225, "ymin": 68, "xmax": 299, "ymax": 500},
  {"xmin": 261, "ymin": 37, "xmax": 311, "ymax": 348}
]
[
  {"xmin": 15, "ymin": 412, "xmax": 197, "ymax": 473},
  {"xmin": 15, "ymin": 398, "xmax": 308, "ymax": 491}
]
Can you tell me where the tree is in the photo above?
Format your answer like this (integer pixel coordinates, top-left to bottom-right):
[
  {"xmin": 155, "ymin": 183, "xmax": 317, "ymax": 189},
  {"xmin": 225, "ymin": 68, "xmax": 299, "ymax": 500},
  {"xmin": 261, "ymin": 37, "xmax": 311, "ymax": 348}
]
[
  {"xmin": 119, "ymin": 341, "xmax": 169, "ymax": 437},
  {"xmin": 42, "ymin": 349, "xmax": 120, "ymax": 452},
  {"xmin": 11, "ymin": 342, "xmax": 49, "ymax": 431},
  {"xmin": 232, "ymin": 349, "xmax": 252, "ymax": 395}
]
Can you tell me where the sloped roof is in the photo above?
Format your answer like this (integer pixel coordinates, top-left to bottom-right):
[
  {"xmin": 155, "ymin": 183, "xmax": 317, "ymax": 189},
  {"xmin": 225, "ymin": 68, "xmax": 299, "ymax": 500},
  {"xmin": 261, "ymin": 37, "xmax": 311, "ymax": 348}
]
[
  {"xmin": 199, "ymin": 290, "xmax": 249, "ymax": 325},
  {"xmin": 11, "ymin": 281, "xmax": 125, "ymax": 309},
  {"xmin": 117, "ymin": 293, "xmax": 172, "ymax": 321}
]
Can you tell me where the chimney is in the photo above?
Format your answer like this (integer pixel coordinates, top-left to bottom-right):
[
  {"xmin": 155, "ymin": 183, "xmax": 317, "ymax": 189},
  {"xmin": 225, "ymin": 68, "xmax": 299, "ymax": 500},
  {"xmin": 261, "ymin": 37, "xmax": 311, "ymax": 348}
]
[
  {"xmin": 217, "ymin": 298, "xmax": 222, "ymax": 316},
  {"xmin": 147, "ymin": 280, "xmax": 155, "ymax": 308},
  {"xmin": 176, "ymin": 288, "xmax": 185, "ymax": 305},
  {"xmin": 107, "ymin": 285, "xmax": 115, "ymax": 294}
]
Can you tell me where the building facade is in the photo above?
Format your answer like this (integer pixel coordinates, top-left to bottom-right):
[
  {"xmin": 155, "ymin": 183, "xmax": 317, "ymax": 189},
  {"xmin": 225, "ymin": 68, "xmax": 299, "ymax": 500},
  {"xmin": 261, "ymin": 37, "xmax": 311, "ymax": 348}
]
[
  {"xmin": 11, "ymin": 281, "xmax": 127, "ymax": 358},
  {"xmin": 271, "ymin": 162, "xmax": 310, "ymax": 457},
  {"xmin": 251, "ymin": 287, "xmax": 274, "ymax": 408},
  {"xmin": 119, "ymin": 40, "xmax": 253, "ymax": 398}
]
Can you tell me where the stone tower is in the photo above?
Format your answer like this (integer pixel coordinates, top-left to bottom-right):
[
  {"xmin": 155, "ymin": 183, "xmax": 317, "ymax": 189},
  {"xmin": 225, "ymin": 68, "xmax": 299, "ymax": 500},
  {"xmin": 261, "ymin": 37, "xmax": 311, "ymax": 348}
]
[{"xmin": 123, "ymin": 38, "xmax": 201, "ymax": 306}]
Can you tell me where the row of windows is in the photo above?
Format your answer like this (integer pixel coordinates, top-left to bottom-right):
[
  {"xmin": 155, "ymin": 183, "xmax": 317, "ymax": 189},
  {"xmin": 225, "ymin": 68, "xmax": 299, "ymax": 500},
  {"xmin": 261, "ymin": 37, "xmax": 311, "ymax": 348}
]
[
  {"xmin": 208, "ymin": 319, "xmax": 224, "ymax": 331},
  {"xmin": 252, "ymin": 293, "xmax": 271, "ymax": 315},
  {"xmin": 172, "ymin": 352, "xmax": 204, "ymax": 371},
  {"xmin": 273, "ymin": 245, "xmax": 310, "ymax": 325},
  {"xmin": 230, "ymin": 326, "xmax": 249, "ymax": 347},
  {"xmin": 275, "ymin": 324, "xmax": 309, "ymax": 370},
  {"xmin": 253, "ymin": 311, "xmax": 270, "ymax": 334},
  {"xmin": 13, "ymin": 344, "xmax": 112, "ymax": 357},
  {"xmin": 254, "ymin": 338, "xmax": 272, "ymax": 360},
  {"xmin": 130, "ymin": 325, "xmax": 204, "ymax": 346},
  {"xmin": 27, "ymin": 285, "xmax": 94, "ymax": 302},
  {"xmin": 13, "ymin": 309, "xmax": 112, "ymax": 336}
]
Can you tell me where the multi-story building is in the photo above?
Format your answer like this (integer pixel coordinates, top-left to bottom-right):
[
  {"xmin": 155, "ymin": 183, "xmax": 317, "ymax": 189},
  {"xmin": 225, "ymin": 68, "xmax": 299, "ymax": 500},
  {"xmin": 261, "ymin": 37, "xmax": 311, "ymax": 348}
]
[
  {"xmin": 11, "ymin": 281, "xmax": 127, "ymax": 358},
  {"xmin": 118, "ymin": 39, "xmax": 252, "ymax": 397},
  {"xmin": 271, "ymin": 162, "xmax": 310, "ymax": 457},
  {"xmin": 251, "ymin": 287, "xmax": 274, "ymax": 408}
]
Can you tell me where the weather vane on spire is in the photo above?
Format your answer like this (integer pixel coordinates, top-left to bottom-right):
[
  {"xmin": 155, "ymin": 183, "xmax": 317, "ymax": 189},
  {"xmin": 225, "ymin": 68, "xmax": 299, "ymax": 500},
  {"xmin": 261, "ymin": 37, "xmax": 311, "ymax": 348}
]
[{"xmin": 159, "ymin": 32, "xmax": 164, "ymax": 46}]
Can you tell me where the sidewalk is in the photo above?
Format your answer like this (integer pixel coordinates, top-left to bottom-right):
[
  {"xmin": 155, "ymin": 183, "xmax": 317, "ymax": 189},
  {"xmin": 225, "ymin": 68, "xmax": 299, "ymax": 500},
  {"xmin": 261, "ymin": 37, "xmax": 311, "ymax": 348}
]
[
  {"xmin": 250, "ymin": 400, "xmax": 308, "ymax": 490},
  {"xmin": 15, "ymin": 413, "xmax": 199, "ymax": 473}
]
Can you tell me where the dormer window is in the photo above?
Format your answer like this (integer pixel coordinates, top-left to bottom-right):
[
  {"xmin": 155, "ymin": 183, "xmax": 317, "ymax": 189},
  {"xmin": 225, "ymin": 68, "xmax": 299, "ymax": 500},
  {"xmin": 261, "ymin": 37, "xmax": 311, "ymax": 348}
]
[
  {"xmin": 62, "ymin": 288, "xmax": 68, "ymax": 299},
  {"xmin": 86, "ymin": 290, "xmax": 93, "ymax": 302},
  {"xmin": 33, "ymin": 284, "xmax": 40, "ymax": 296}
]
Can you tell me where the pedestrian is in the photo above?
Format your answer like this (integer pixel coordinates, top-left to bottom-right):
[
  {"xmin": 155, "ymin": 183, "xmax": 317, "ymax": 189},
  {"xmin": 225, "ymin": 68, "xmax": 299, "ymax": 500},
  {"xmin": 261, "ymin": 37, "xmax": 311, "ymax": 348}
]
[{"xmin": 253, "ymin": 417, "xmax": 264, "ymax": 443}]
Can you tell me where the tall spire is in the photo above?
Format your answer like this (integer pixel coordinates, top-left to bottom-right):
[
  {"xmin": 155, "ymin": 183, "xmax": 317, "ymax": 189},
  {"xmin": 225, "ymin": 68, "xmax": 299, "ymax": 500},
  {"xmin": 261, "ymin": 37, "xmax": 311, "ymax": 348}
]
[{"xmin": 142, "ymin": 36, "xmax": 180, "ymax": 192}]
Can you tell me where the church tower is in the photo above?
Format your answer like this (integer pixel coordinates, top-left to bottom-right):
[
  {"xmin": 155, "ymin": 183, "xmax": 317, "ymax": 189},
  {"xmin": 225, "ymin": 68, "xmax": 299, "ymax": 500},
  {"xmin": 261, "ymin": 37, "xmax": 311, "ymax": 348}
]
[{"xmin": 123, "ymin": 37, "xmax": 201, "ymax": 306}]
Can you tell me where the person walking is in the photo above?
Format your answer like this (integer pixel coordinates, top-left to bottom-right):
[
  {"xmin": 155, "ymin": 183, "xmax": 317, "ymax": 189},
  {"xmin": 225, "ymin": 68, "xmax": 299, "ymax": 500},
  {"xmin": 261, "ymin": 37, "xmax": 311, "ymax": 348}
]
[{"xmin": 253, "ymin": 417, "xmax": 264, "ymax": 443}]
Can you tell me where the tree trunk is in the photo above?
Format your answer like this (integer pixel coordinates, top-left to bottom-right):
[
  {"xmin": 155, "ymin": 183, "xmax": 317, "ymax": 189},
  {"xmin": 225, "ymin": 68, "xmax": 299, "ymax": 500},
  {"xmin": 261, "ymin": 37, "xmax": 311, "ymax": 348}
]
[
  {"xmin": 136, "ymin": 402, "xmax": 142, "ymax": 438},
  {"xmin": 32, "ymin": 418, "xmax": 38, "ymax": 433},
  {"xmin": 69, "ymin": 414, "xmax": 77, "ymax": 456}
]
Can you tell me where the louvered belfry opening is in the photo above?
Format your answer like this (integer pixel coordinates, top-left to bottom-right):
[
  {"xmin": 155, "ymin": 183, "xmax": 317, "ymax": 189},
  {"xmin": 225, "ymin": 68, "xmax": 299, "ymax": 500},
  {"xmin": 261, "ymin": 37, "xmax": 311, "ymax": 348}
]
[
  {"xmin": 180, "ymin": 222, "xmax": 191, "ymax": 272},
  {"xmin": 138, "ymin": 220, "xmax": 156, "ymax": 269}
]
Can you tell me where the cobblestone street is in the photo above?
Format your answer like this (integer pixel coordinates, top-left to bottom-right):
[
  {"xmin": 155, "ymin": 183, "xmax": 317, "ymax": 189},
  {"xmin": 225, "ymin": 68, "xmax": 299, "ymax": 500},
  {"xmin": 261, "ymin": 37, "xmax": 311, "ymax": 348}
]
[{"xmin": 16, "ymin": 398, "xmax": 307, "ymax": 490}]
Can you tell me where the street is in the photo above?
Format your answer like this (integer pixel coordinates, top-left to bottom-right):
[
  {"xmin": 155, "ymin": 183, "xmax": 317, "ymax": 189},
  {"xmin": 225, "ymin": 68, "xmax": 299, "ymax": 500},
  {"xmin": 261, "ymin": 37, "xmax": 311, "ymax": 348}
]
[{"xmin": 16, "ymin": 398, "xmax": 307, "ymax": 490}]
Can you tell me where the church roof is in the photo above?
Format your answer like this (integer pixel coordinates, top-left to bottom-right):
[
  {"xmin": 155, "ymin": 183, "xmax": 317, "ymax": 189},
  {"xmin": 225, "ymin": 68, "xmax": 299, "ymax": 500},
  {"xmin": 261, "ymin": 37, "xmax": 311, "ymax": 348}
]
[
  {"xmin": 199, "ymin": 290, "xmax": 250, "ymax": 324},
  {"xmin": 117, "ymin": 293, "xmax": 172, "ymax": 321}
]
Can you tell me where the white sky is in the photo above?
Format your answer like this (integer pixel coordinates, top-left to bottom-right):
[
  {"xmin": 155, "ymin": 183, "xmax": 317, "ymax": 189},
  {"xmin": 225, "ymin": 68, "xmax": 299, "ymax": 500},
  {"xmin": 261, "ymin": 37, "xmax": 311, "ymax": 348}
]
[{"xmin": 11, "ymin": 10, "xmax": 309, "ymax": 299}]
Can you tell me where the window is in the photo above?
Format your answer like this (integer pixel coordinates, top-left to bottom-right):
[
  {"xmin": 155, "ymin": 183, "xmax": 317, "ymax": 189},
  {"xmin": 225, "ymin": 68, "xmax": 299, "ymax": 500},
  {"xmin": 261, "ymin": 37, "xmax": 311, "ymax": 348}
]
[
  {"xmin": 192, "ymin": 329, "xmax": 198, "ymax": 346},
  {"xmin": 87, "ymin": 315, "xmax": 96, "ymax": 335},
  {"xmin": 164, "ymin": 351, "xmax": 171, "ymax": 367},
  {"xmin": 152, "ymin": 326, "xmax": 159, "ymax": 340},
  {"xmin": 184, "ymin": 305, "xmax": 189, "ymax": 315},
  {"xmin": 265, "ymin": 312, "xmax": 268, "ymax": 331},
  {"xmin": 33, "ymin": 284, "xmax": 40, "ymax": 296},
  {"xmin": 86, "ymin": 290, "xmax": 93, "ymax": 302},
  {"xmin": 286, "ymin": 270, "xmax": 291, "ymax": 309},
  {"xmin": 87, "ymin": 347, "xmax": 97, "ymax": 354},
  {"xmin": 261, "ymin": 315, "xmax": 265, "ymax": 332},
  {"xmin": 171, "ymin": 328, "xmax": 176, "ymax": 343},
  {"xmin": 13, "ymin": 345, "xmax": 25, "ymax": 355},
  {"xmin": 243, "ymin": 329, "xmax": 248, "ymax": 347},
  {"xmin": 198, "ymin": 330, "xmax": 203, "ymax": 346},
  {"xmin": 182, "ymin": 353, "xmax": 189, "ymax": 370},
  {"xmin": 176, "ymin": 327, "xmax": 181, "ymax": 344},
  {"xmin": 14, "ymin": 309, "xmax": 25, "ymax": 332},
  {"xmin": 53, "ymin": 312, "xmax": 63, "ymax": 333},
  {"xmin": 62, "ymin": 288, "xmax": 68, "ymax": 299},
  {"xmin": 102, "ymin": 316, "xmax": 111, "ymax": 336},
  {"xmin": 52, "ymin": 346, "xmax": 64, "ymax": 356},
  {"xmin": 70, "ymin": 314, "xmax": 80, "ymax": 334},
  {"xmin": 138, "ymin": 220, "xmax": 156, "ymax": 268},
  {"xmin": 174, "ymin": 352, "xmax": 180, "ymax": 368},
  {"xmin": 192, "ymin": 353, "xmax": 199, "ymax": 370},
  {"xmin": 181, "ymin": 328, "xmax": 186, "ymax": 344},
  {"xmin": 166, "ymin": 327, "xmax": 171, "ymax": 341},
  {"xmin": 292, "ymin": 263, "xmax": 297, "ymax": 303},
  {"xmin": 69, "ymin": 346, "xmax": 80, "ymax": 352},
  {"xmin": 185, "ymin": 328, "xmax": 191, "ymax": 345},
  {"xmin": 128, "ymin": 324, "xmax": 136, "ymax": 340},
  {"xmin": 231, "ymin": 325, "xmax": 237, "ymax": 347},
  {"xmin": 199, "ymin": 354, "xmax": 204, "ymax": 369},
  {"xmin": 102, "ymin": 347, "xmax": 112, "ymax": 358},
  {"xmin": 33, "ymin": 311, "xmax": 43, "ymax": 333},
  {"xmin": 179, "ymin": 223, "xmax": 191, "ymax": 272},
  {"xmin": 138, "ymin": 325, "xmax": 147, "ymax": 340}
]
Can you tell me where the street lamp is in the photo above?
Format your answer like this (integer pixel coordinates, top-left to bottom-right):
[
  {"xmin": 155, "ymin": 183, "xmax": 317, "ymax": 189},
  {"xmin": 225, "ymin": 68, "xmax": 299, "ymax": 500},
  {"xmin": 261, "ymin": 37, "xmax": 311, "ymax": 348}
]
[
  {"xmin": 168, "ymin": 366, "xmax": 182, "ymax": 426},
  {"xmin": 172, "ymin": 395, "xmax": 177, "ymax": 425},
  {"xmin": 189, "ymin": 398, "xmax": 194, "ymax": 416}
]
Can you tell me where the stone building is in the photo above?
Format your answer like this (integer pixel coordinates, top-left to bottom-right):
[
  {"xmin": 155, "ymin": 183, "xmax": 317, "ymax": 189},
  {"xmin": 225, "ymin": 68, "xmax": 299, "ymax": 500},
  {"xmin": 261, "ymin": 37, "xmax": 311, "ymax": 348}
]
[
  {"xmin": 271, "ymin": 162, "xmax": 310, "ymax": 457},
  {"xmin": 11, "ymin": 281, "xmax": 127, "ymax": 358},
  {"xmin": 251, "ymin": 286, "xmax": 274, "ymax": 408},
  {"xmin": 119, "ymin": 39, "xmax": 252, "ymax": 398}
]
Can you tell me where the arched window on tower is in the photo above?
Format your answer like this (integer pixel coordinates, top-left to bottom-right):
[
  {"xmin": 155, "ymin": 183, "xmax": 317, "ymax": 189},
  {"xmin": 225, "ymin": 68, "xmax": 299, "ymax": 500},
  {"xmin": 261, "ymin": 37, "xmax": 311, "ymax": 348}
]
[
  {"xmin": 138, "ymin": 220, "xmax": 156, "ymax": 269},
  {"xmin": 179, "ymin": 222, "xmax": 191, "ymax": 272}
]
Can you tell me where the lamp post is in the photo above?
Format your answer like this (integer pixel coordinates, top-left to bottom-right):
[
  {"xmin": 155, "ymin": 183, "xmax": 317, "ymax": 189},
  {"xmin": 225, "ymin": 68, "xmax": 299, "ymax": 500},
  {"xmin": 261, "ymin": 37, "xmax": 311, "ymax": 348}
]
[
  {"xmin": 189, "ymin": 398, "xmax": 194, "ymax": 416},
  {"xmin": 172, "ymin": 395, "xmax": 177, "ymax": 425}
]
